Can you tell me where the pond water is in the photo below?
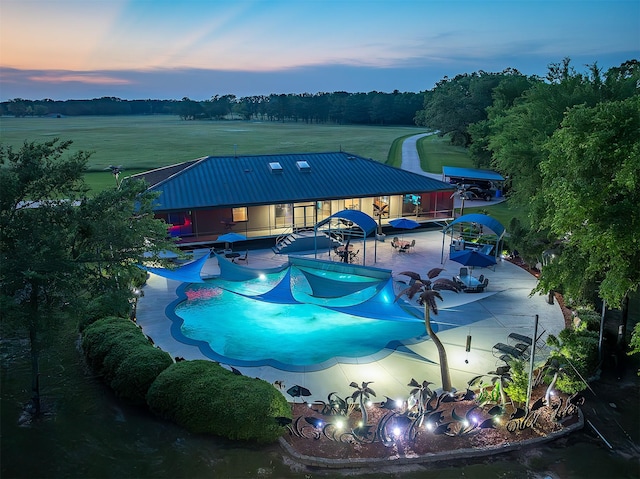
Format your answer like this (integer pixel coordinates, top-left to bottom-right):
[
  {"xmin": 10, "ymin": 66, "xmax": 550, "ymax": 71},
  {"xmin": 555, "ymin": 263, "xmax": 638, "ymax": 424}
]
[{"xmin": 2, "ymin": 332, "xmax": 638, "ymax": 479}]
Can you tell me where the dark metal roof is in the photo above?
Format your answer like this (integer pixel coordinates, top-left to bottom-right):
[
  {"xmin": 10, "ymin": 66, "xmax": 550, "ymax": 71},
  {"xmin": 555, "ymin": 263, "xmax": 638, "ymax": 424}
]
[
  {"xmin": 130, "ymin": 152, "xmax": 454, "ymax": 212},
  {"xmin": 442, "ymin": 166, "xmax": 505, "ymax": 182}
]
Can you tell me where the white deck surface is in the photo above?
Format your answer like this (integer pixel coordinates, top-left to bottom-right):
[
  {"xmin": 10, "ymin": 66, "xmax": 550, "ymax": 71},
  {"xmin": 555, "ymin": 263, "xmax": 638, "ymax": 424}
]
[{"xmin": 136, "ymin": 228, "xmax": 564, "ymax": 403}]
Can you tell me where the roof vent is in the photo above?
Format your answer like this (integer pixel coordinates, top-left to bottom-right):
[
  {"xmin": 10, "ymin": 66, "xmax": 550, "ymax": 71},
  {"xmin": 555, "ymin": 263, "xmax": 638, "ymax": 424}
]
[
  {"xmin": 347, "ymin": 156, "xmax": 356, "ymax": 160},
  {"xmin": 296, "ymin": 160, "xmax": 311, "ymax": 171},
  {"xmin": 268, "ymin": 162, "xmax": 283, "ymax": 173}
]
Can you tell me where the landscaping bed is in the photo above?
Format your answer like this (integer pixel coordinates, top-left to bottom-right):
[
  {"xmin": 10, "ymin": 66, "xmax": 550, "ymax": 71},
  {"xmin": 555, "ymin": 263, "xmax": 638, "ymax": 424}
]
[{"xmin": 281, "ymin": 385, "xmax": 581, "ymax": 465}]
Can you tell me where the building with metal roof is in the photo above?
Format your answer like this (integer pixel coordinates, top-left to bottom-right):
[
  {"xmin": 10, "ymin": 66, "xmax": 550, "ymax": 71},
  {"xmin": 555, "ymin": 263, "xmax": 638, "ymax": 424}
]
[
  {"xmin": 128, "ymin": 151, "xmax": 455, "ymax": 245},
  {"xmin": 442, "ymin": 166, "xmax": 505, "ymax": 185}
]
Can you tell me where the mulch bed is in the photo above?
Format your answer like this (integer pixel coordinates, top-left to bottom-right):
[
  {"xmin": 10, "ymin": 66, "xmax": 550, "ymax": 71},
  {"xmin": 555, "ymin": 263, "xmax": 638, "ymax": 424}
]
[{"xmin": 282, "ymin": 386, "xmax": 580, "ymax": 462}]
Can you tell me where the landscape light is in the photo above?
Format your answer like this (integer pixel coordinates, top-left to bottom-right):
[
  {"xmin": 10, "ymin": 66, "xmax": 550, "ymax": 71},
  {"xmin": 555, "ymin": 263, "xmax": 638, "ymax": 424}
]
[{"xmin": 393, "ymin": 427, "xmax": 401, "ymax": 437}]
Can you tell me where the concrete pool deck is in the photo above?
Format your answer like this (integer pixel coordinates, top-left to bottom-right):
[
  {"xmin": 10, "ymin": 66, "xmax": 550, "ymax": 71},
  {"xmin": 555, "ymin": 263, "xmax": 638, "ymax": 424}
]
[{"xmin": 136, "ymin": 228, "xmax": 565, "ymax": 403}]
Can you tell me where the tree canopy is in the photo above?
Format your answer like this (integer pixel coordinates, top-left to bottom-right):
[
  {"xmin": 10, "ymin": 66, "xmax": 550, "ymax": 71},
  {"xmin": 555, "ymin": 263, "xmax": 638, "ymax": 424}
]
[
  {"xmin": 466, "ymin": 59, "xmax": 640, "ymax": 309},
  {"xmin": 536, "ymin": 96, "xmax": 640, "ymax": 307},
  {"xmin": 0, "ymin": 139, "xmax": 178, "ymax": 415}
]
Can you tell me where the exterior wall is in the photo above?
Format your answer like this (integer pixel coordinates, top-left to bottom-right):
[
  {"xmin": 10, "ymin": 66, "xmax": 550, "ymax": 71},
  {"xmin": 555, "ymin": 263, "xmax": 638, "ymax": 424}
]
[{"xmin": 162, "ymin": 191, "xmax": 454, "ymax": 245}]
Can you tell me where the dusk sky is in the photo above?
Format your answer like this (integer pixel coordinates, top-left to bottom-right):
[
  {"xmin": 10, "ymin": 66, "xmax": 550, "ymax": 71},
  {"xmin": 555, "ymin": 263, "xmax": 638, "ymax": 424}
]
[{"xmin": 1, "ymin": 0, "xmax": 638, "ymax": 101}]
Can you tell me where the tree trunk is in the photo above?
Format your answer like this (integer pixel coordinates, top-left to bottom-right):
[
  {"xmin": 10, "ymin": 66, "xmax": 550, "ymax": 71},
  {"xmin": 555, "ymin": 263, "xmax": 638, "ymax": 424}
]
[
  {"xmin": 29, "ymin": 281, "xmax": 41, "ymax": 416},
  {"xmin": 424, "ymin": 308, "xmax": 452, "ymax": 392}
]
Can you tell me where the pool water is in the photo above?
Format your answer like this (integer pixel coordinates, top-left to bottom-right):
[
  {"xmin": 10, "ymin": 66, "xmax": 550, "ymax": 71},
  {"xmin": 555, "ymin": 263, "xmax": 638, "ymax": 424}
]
[{"xmin": 172, "ymin": 268, "xmax": 425, "ymax": 368}]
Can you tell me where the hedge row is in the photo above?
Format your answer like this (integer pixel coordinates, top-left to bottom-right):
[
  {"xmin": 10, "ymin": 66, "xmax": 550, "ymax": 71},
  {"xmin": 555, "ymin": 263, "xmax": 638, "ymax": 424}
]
[
  {"xmin": 147, "ymin": 360, "xmax": 291, "ymax": 443},
  {"xmin": 82, "ymin": 316, "xmax": 173, "ymax": 405},
  {"xmin": 82, "ymin": 317, "xmax": 291, "ymax": 444}
]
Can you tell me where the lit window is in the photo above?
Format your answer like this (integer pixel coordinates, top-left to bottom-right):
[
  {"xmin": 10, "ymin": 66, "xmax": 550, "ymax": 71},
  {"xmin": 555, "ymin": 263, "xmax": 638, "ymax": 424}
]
[{"xmin": 232, "ymin": 207, "xmax": 248, "ymax": 222}]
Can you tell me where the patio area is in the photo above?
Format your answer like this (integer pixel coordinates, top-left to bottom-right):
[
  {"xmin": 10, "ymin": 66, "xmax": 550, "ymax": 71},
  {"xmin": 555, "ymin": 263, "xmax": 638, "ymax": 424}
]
[{"xmin": 136, "ymin": 228, "xmax": 565, "ymax": 403}]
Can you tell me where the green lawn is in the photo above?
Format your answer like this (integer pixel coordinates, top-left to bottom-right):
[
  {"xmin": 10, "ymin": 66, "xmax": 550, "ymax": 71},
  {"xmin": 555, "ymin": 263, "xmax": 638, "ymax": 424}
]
[
  {"xmin": 416, "ymin": 134, "xmax": 471, "ymax": 174},
  {"xmin": 465, "ymin": 200, "xmax": 528, "ymax": 231},
  {"xmin": 415, "ymin": 133, "xmax": 525, "ymax": 228},
  {"xmin": 1, "ymin": 116, "xmax": 429, "ymax": 190}
]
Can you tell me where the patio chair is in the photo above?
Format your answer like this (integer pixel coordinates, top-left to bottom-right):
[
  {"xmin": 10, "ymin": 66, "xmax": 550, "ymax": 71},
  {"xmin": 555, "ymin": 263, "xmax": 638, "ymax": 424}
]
[
  {"xmin": 459, "ymin": 267, "xmax": 469, "ymax": 277},
  {"xmin": 349, "ymin": 249, "xmax": 360, "ymax": 263},
  {"xmin": 399, "ymin": 243, "xmax": 411, "ymax": 253},
  {"xmin": 478, "ymin": 274, "xmax": 485, "ymax": 283},
  {"xmin": 409, "ymin": 239, "xmax": 416, "ymax": 251}
]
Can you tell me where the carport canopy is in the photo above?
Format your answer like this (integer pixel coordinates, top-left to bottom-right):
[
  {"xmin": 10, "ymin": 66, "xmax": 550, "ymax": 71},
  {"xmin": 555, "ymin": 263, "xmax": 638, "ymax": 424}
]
[{"xmin": 442, "ymin": 167, "xmax": 504, "ymax": 185}]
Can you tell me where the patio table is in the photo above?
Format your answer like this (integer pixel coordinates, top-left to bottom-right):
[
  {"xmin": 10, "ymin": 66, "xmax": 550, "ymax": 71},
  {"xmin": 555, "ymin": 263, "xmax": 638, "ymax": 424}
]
[{"xmin": 456, "ymin": 274, "xmax": 482, "ymax": 290}]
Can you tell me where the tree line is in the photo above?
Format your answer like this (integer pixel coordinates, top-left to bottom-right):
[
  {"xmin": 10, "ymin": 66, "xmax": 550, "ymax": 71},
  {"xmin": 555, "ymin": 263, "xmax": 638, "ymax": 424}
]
[{"xmin": 1, "ymin": 90, "xmax": 424, "ymax": 125}]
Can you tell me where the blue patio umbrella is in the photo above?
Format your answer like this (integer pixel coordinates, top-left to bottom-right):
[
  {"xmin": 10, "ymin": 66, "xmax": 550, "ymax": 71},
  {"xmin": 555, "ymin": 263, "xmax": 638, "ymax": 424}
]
[
  {"xmin": 389, "ymin": 218, "xmax": 420, "ymax": 230},
  {"xmin": 216, "ymin": 232, "xmax": 247, "ymax": 250},
  {"xmin": 217, "ymin": 232, "xmax": 247, "ymax": 243},
  {"xmin": 450, "ymin": 249, "xmax": 496, "ymax": 268}
]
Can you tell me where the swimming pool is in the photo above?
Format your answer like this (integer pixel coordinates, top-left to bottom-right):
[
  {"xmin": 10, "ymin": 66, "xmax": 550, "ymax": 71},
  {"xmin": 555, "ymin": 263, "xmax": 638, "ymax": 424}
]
[{"xmin": 169, "ymin": 266, "xmax": 427, "ymax": 372}]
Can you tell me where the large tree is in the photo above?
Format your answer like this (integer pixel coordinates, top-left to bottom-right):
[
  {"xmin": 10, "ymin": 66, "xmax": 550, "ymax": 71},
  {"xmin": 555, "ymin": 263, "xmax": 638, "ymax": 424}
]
[
  {"xmin": 535, "ymin": 96, "xmax": 640, "ymax": 308},
  {"xmin": 0, "ymin": 139, "xmax": 177, "ymax": 416},
  {"xmin": 415, "ymin": 69, "xmax": 528, "ymax": 146}
]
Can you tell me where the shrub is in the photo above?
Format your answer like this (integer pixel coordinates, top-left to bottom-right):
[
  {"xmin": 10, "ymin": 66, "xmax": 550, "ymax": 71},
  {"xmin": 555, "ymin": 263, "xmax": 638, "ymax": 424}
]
[
  {"xmin": 80, "ymin": 293, "xmax": 132, "ymax": 331},
  {"xmin": 101, "ymin": 333, "xmax": 152, "ymax": 383},
  {"xmin": 110, "ymin": 347, "xmax": 173, "ymax": 405},
  {"xmin": 503, "ymin": 359, "xmax": 529, "ymax": 405},
  {"xmin": 83, "ymin": 316, "xmax": 172, "ymax": 404},
  {"xmin": 546, "ymin": 328, "xmax": 599, "ymax": 394},
  {"xmin": 146, "ymin": 360, "xmax": 221, "ymax": 421},
  {"xmin": 573, "ymin": 307, "xmax": 601, "ymax": 332},
  {"xmin": 147, "ymin": 360, "xmax": 291, "ymax": 443},
  {"xmin": 82, "ymin": 316, "xmax": 143, "ymax": 370},
  {"xmin": 226, "ymin": 378, "xmax": 291, "ymax": 442}
]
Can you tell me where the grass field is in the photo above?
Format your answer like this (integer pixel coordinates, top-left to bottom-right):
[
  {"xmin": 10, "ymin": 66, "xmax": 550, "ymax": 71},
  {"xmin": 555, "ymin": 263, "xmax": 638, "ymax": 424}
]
[
  {"xmin": 1, "ymin": 116, "xmax": 519, "ymax": 230},
  {"xmin": 1, "ymin": 116, "xmax": 431, "ymax": 190}
]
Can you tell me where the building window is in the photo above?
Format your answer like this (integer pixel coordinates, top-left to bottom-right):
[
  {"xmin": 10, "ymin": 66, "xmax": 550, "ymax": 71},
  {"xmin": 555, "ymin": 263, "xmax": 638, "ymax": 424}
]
[
  {"xmin": 232, "ymin": 207, "xmax": 248, "ymax": 222},
  {"xmin": 374, "ymin": 196, "xmax": 390, "ymax": 218},
  {"xmin": 344, "ymin": 198, "xmax": 360, "ymax": 210}
]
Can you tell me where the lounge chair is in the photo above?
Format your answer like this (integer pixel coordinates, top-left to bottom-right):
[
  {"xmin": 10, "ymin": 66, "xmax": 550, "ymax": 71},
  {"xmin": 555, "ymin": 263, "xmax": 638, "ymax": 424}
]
[
  {"xmin": 493, "ymin": 342, "xmax": 530, "ymax": 360},
  {"xmin": 233, "ymin": 251, "xmax": 249, "ymax": 264},
  {"xmin": 508, "ymin": 329, "xmax": 547, "ymax": 353}
]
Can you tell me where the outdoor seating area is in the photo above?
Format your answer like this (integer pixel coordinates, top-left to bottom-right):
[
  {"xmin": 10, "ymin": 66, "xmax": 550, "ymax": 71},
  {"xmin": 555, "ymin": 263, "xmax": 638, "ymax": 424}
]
[
  {"xmin": 454, "ymin": 270, "xmax": 489, "ymax": 293},
  {"xmin": 391, "ymin": 237, "xmax": 415, "ymax": 253},
  {"xmin": 333, "ymin": 243, "xmax": 360, "ymax": 263}
]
